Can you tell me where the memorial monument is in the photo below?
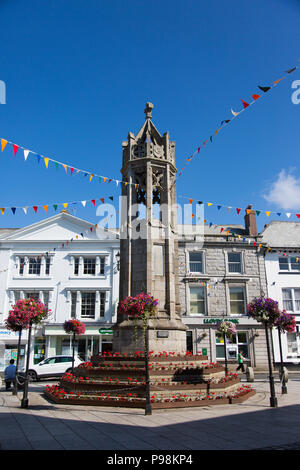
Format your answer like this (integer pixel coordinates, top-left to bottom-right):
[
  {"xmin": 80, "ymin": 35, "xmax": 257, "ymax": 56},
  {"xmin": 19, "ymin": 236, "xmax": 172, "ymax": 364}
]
[{"xmin": 113, "ymin": 103, "xmax": 187, "ymax": 353}]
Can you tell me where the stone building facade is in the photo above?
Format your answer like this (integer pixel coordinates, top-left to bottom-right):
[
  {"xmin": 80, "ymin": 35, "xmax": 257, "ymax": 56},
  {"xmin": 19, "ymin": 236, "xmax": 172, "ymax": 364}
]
[{"xmin": 178, "ymin": 208, "xmax": 270, "ymax": 370}]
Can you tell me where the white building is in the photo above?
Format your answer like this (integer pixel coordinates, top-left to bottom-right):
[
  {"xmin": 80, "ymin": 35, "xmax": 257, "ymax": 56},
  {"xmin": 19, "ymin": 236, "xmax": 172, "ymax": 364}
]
[
  {"xmin": 261, "ymin": 221, "xmax": 300, "ymax": 366},
  {"xmin": 0, "ymin": 211, "xmax": 120, "ymax": 370}
]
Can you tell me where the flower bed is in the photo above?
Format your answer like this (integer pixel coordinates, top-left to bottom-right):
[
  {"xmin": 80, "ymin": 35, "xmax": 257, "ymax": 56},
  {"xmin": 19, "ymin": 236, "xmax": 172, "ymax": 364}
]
[
  {"xmin": 228, "ymin": 385, "xmax": 256, "ymax": 404},
  {"xmin": 91, "ymin": 352, "xmax": 208, "ymax": 362}
]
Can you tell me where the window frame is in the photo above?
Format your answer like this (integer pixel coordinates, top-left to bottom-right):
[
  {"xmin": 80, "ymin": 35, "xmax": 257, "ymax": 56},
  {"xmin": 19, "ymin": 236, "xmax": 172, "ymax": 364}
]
[
  {"xmin": 28, "ymin": 257, "xmax": 42, "ymax": 275},
  {"xmin": 279, "ymin": 256, "xmax": 300, "ymax": 272},
  {"xmin": 228, "ymin": 285, "xmax": 247, "ymax": 316},
  {"xmin": 189, "ymin": 251, "xmax": 204, "ymax": 274},
  {"xmin": 216, "ymin": 331, "xmax": 249, "ymax": 360},
  {"xmin": 81, "ymin": 292, "xmax": 96, "ymax": 319},
  {"xmin": 189, "ymin": 285, "xmax": 207, "ymax": 316},
  {"xmin": 282, "ymin": 288, "xmax": 300, "ymax": 313},
  {"xmin": 227, "ymin": 251, "xmax": 243, "ymax": 274}
]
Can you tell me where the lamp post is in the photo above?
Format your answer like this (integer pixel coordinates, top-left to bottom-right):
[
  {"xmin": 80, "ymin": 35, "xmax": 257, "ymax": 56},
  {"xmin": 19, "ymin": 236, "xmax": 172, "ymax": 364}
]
[
  {"xmin": 265, "ymin": 324, "xmax": 278, "ymax": 408},
  {"xmin": 144, "ymin": 324, "xmax": 152, "ymax": 416},
  {"xmin": 12, "ymin": 328, "xmax": 22, "ymax": 396},
  {"xmin": 277, "ymin": 327, "xmax": 287, "ymax": 394},
  {"xmin": 72, "ymin": 331, "xmax": 76, "ymax": 375},
  {"xmin": 223, "ymin": 332, "xmax": 228, "ymax": 375},
  {"xmin": 21, "ymin": 323, "xmax": 32, "ymax": 409}
]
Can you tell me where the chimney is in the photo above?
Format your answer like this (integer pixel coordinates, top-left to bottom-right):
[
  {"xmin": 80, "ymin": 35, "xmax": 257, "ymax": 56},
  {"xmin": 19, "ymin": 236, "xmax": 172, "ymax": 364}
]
[{"xmin": 244, "ymin": 204, "xmax": 257, "ymax": 236}]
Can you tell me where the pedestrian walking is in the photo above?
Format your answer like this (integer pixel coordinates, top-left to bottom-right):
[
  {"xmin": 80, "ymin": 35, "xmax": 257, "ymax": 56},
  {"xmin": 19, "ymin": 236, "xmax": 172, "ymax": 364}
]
[
  {"xmin": 236, "ymin": 351, "xmax": 245, "ymax": 373},
  {"xmin": 4, "ymin": 359, "xmax": 17, "ymax": 390}
]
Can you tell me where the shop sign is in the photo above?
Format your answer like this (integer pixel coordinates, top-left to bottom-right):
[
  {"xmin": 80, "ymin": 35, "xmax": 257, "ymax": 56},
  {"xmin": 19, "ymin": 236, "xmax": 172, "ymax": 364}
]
[
  {"xmin": 99, "ymin": 328, "xmax": 113, "ymax": 335},
  {"xmin": 0, "ymin": 329, "xmax": 28, "ymax": 339},
  {"xmin": 203, "ymin": 318, "xmax": 239, "ymax": 324}
]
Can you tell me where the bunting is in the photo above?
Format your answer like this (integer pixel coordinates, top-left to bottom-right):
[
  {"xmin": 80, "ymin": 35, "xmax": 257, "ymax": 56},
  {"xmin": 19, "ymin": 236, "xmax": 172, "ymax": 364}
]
[
  {"xmin": 179, "ymin": 196, "xmax": 300, "ymax": 220},
  {"xmin": 0, "ymin": 137, "xmax": 141, "ymax": 191},
  {"xmin": 174, "ymin": 59, "xmax": 300, "ymax": 183}
]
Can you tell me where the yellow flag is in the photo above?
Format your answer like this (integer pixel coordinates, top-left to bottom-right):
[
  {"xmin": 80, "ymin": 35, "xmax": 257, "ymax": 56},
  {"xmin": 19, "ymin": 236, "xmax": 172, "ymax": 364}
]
[
  {"xmin": 207, "ymin": 203, "xmax": 212, "ymax": 206},
  {"xmin": 266, "ymin": 211, "xmax": 271, "ymax": 216},
  {"xmin": 1, "ymin": 139, "xmax": 7, "ymax": 152},
  {"xmin": 103, "ymin": 177, "xmax": 107, "ymax": 183},
  {"xmin": 43, "ymin": 205, "xmax": 48, "ymax": 213},
  {"xmin": 63, "ymin": 164, "xmax": 67, "ymax": 173},
  {"xmin": 63, "ymin": 203, "xmax": 68, "ymax": 208},
  {"xmin": 44, "ymin": 157, "xmax": 49, "ymax": 168},
  {"xmin": 246, "ymin": 209, "xmax": 251, "ymax": 215},
  {"xmin": 90, "ymin": 174, "xmax": 94, "ymax": 182},
  {"xmin": 0, "ymin": 208, "xmax": 5, "ymax": 215}
]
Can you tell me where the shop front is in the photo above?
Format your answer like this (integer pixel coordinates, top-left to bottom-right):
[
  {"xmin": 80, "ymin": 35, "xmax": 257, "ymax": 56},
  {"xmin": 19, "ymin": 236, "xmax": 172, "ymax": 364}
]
[
  {"xmin": 43, "ymin": 324, "xmax": 114, "ymax": 362},
  {"xmin": 0, "ymin": 328, "xmax": 28, "ymax": 372},
  {"xmin": 183, "ymin": 316, "xmax": 267, "ymax": 369}
]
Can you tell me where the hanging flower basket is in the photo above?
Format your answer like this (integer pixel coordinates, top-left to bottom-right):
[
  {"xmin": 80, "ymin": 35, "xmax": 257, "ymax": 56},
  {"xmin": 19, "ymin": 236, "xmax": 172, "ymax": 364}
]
[
  {"xmin": 274, "ymin": 310, "xmax": 296, "ymax": 333},
  {"xmin": 118, "ymin": 293, "xmax": 158, "ymax": 320},
  {"xmin": 216, "ymin": 320, "xmax": 237, "ymax": 338},
  {"xmin": 247, "ymin": 297, "xmax": 281, "ymax": 327},
  {"xmin": 118, "ymin": 293, "xmax": 158, "ymax": 342},
  {"xmin": 5, "ymin": 298, "xmax": 51, "ymax": 330},
  {"xmin": 63, "ymin": 319, "xmax": 86, "ymax": 335}
]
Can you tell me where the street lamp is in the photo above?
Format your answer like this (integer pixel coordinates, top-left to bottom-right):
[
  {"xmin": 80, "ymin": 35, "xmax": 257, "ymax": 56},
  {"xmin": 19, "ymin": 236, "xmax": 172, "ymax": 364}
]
[
  {"xmin": 115, "ymin": 252, "xmax": 120, "ymax": 272},
  {"xmin": 21, "ymin": 323, "xmax": 33, "ymax": 409},
  {"xmin": 264, "ymin": 323, "xmax": 278, "ymax": 408},
  {"xmin": 223, "ymin": 332, "xmax": 228, "ymax": 375}
]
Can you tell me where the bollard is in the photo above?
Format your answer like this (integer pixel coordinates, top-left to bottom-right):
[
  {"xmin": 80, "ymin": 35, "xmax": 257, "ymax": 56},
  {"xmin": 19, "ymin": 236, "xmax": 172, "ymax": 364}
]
[{"xmin": 246, "ymin": 366, "xmax": 254, "ymax": 382}]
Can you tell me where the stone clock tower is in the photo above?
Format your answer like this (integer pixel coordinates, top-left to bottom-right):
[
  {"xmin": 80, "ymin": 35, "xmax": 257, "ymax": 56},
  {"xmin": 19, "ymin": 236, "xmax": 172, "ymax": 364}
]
[{"xmin": 113, "ymin": 103, "xmax": 187, "ymax": 353}]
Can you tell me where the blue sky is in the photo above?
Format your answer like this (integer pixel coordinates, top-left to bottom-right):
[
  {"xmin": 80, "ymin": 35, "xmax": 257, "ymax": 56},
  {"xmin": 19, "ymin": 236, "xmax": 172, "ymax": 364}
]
[{"xmin": 0, "ymin": 0, "xmax": 300, "ymax": 232}]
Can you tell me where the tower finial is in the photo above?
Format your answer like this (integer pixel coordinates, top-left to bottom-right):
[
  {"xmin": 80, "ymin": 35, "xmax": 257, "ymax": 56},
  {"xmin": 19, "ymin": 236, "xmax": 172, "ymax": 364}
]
[{"xmin": 144, "ymin": 102, "xmax": 154, "ymax": 120}]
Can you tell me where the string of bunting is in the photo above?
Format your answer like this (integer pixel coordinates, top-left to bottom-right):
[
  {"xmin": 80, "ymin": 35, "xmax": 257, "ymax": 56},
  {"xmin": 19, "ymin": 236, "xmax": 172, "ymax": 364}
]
[
  {"xmin": 0, "ymin": 138, "xmax": 141, "ymax": 191},
  {"xmin": 0, "ymin": 196, "xmax": 118, "ymax": 215},
  {"xmin": 183, "ymin": 197, "xmax": 300, "ymax": 220},
  {"xmin": 175, "ymin": 59, "xmax": 300, "ymax": 181}
]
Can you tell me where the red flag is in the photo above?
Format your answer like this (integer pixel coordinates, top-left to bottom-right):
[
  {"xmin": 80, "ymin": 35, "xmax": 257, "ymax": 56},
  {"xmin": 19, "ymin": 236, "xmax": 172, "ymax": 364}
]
[
  {"xmin": 236, "ymin": 208, "xmax": 241, "ymax": 215},
  {"xmin": 100, "ymin": 198, "xmax": 105, "ymax": 204},
  {"xmin": 33, "ymin": 206, "xmax": 38, "ymax": 213},
  {"xmin": 296, "ymin": 214, "xmax": 300, "ymax": 219},
  {"xmin": 91, "ymin": 199, "xmax": 96, "ymax": 206},
  {"xmin": 252, "ymin": 94, "xmax": 260, "ymax": 101},
  {"xmin": 13, "ymin": 144, "xmax": 19, "ymax": 155},
  {"xmin": 220, "ymin": 228, "xmax": 224, "ymax": 233},
  {"xmin": 70, "ymin": 168, "xmax": 74, "ymax": 175},
  {"xmin": 241, "ymin": 99, "xmax": 250, "ymax": 109},
  {"xmin": 197, "ymin": 147, "xmax": 201, "ymax": 153}
]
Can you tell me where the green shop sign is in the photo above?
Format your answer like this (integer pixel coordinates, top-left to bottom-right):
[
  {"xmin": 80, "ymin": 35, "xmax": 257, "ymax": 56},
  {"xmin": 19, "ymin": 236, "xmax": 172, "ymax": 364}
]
[
  {"xmin": 203, "ymin": 318, "xmax": 239, "ymax": 324},
  {"xmin": 99, "ymin": 328, "xmax": 113, "ymax": 335}
]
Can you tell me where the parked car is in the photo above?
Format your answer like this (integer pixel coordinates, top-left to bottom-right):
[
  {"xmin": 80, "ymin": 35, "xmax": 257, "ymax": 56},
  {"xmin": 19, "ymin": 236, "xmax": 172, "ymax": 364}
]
[{"xmin": 20, "ymin": 355, "xmax": 84, "ymax": 381}]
